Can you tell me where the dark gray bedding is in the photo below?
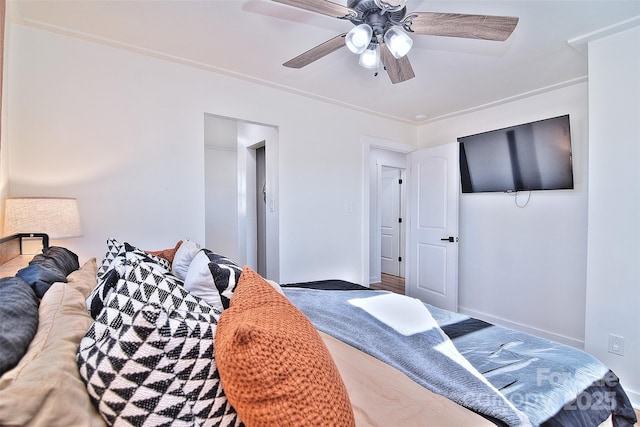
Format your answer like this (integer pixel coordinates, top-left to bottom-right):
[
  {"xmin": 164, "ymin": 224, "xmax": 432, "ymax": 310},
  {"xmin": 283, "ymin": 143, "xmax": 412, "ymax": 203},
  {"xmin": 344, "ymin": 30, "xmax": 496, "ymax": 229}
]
[
  {"xmin": 0, "ymin": 277, "xmax": 39, "ymax": 376},
  {"xmin": 16, "ymin": 246, "xmax": 79, "ymax": 298}
]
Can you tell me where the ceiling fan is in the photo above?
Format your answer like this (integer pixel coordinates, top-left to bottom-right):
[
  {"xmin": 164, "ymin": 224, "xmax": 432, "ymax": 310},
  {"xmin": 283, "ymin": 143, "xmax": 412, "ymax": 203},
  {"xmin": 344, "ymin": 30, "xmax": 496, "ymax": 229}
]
[{"xmin": 272, "ymin": 0, "xmax": 519, "ymax": 84}]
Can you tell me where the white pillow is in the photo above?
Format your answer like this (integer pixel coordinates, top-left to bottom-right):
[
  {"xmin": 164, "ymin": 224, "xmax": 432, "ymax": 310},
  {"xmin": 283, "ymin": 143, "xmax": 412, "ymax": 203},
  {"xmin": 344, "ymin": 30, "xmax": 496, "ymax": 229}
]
[
  {"xmin": 171, "ymin": 239, "xmax": 201, "ymax": 280},
  {"xmin": 183, "ymin": 249, "xmax": 242, "ymax": 311}
]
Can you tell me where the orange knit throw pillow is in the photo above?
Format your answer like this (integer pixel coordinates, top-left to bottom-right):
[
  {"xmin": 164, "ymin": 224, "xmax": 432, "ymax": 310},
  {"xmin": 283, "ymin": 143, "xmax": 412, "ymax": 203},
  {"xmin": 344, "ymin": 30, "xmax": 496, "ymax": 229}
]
[{"xmin": 215, "ymin": 267, "xmax": 355, "ymax": 427}]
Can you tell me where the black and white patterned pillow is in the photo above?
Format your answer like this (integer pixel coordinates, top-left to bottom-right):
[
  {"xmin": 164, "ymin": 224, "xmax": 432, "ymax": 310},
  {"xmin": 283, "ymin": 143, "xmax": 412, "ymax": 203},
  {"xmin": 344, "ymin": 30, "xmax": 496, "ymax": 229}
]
[
  {"xmin": 96, "ymin": 238, "xmax": 123, "ymax": 280},
  {"xmin": 77, "ymin": 256, "xmax": 242, "ymax": 427},
  {"xmin": 87, "ymin": 241, "xmax": 173, "ymax": 319},
  {"xmin": 96, "ymin": 239, "xmax": 171, "ymax": 280},
  {"xmin": 183, "ymin": 249, "xmax": 243, "ymax": 311}
]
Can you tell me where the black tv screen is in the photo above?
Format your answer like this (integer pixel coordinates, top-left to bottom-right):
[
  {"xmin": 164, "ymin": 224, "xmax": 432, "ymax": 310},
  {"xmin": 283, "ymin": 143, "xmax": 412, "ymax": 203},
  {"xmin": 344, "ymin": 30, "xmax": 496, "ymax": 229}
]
[{"xmin": 458, "ymin": 115, "xmax": 574, "ymax": 193}]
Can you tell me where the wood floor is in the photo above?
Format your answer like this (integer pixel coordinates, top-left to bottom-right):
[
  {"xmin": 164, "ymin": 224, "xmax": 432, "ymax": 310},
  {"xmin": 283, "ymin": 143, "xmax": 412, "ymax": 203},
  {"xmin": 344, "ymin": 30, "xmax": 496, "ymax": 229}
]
[{"xmin": 370, "ymin": 273, "xmax": 405, "ymax": 294}]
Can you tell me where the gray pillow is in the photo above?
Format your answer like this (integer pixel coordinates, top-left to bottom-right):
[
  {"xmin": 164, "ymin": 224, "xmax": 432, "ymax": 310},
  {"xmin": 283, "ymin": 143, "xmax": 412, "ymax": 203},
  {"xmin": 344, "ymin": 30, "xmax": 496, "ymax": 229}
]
[{"xmin": 16, "ymin": 246, "xmax": 80, "ymax": 298}]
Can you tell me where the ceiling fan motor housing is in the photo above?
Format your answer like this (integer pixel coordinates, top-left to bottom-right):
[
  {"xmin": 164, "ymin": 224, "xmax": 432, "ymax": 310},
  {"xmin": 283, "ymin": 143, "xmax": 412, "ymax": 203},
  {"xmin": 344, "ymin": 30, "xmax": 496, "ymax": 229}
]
[{"xmin": 347, "ymin": 0, "xmax": 406, "ymax": 37}]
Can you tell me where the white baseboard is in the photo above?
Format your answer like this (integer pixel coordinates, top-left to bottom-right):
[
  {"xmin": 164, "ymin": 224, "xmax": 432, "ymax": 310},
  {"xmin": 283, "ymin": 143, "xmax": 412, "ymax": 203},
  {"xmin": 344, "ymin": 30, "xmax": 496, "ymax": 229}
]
[{"xmin": 458, "ymin": 306, "xmax": 585, "ymax": 349}]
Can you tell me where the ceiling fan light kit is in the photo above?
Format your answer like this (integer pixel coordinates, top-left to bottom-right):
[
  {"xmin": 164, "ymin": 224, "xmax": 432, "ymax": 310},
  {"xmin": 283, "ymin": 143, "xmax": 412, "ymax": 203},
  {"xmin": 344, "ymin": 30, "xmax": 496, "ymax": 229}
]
[
  {"xmin": 359, "ymin": 44, "xmax": 381, "ymax": 68},
  {"xmin": 345, "ymin": 23, "xmax": 373, "ymax": 54},
  {"xmin": 274, "ymin": 0, "xmax": 519, "ymax": 84},
  {"xmin": 384, "ymin": 26, "xmax": 413, "ymax": 59}
]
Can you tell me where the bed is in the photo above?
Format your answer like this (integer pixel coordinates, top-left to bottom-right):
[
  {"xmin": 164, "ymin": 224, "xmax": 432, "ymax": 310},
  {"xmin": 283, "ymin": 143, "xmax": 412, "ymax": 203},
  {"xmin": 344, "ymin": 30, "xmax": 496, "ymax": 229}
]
[{"xmin": 0, "ymin": 234, "xmax": 636, "ymax": 427}]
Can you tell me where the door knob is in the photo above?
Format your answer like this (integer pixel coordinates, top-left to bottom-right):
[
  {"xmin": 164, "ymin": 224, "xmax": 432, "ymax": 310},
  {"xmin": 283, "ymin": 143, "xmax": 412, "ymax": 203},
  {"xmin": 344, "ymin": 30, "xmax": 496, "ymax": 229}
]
[{"xmin": 440, "ymin": 236, "xmax": 457, "ymax": 242}]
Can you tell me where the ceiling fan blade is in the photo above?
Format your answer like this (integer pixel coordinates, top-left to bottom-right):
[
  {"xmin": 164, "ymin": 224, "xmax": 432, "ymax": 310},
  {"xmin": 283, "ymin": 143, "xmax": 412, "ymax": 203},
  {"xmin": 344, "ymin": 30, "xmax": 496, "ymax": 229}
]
[
  {"xmin": 272, "ymin": 0, "xmax": 357, "ymax": 20},
  {"xmin": 380, "ymin": 44, "xmax": 415, "ymax": 84},
  {"xmin": 402, "ymin": 12, "xmax": 519, "ymax": 41},
  {"xmin": 283, "ymin": 34, "xmax": 347, "ymax": 68}
]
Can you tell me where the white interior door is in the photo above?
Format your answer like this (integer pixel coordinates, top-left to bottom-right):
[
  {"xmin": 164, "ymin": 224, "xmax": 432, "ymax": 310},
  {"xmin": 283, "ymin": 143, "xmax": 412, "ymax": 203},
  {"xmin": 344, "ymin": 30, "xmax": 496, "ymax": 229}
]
[
  {"xmin": 407, "ymin": 142, "xmax": 460, "ymax": 311},
  {"xmin": 380, "ymin": 166, "xmax": 401, "ymax": 276}
]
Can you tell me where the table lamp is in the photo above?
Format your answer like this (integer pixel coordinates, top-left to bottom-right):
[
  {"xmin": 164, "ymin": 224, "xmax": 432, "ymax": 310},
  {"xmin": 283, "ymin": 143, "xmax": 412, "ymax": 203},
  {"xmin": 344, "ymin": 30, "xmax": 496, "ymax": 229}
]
[{"xmin": 3, "ymin": 197, "xmax": 82, "ymax": 250}]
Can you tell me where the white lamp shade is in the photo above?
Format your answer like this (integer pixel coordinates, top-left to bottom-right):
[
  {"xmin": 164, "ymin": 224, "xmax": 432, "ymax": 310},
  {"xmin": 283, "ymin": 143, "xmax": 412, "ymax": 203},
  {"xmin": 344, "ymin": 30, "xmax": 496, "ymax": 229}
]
[
  {"xmin": 359, "ymin": 44, "xmax": 380, "ymax": 69},
  {"xmin": 4, "ymin": 197, "xmax": 82, "ymax": 239},
  {"xmin": 346, "ymin": 24, "xmax": 373, "ymax": 54},
  {"xmin": 384, "ymin": 27, "xmax": 413, "ymax": 59}
]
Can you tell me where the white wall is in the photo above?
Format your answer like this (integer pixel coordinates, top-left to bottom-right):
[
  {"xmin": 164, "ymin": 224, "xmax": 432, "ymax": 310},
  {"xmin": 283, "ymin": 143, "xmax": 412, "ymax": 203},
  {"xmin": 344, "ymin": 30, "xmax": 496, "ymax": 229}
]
[
  {"xmin": 585, "ymin": 25, "xmax": 639, "ymax": 407},
  {"xmin": 4, "ymin": 24, "xmax": 416, "ymax": 282},
  {"xmin": 417, "ymin": 83, "xmax": 589, "ymax": 348},
  {"xmin": 204, "ymin": 115, "xmax": 238, "ymax": 261}
]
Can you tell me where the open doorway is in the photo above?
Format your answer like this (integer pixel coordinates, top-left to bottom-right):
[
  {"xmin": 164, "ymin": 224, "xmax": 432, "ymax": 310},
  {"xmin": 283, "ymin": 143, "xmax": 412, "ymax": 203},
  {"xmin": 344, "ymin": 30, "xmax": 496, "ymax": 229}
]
[
  {"xmin": 375, "ymin": 166, "xmax": 406, "ymax": 294},
  {"xmin": 203, "ymin": 114, "xmax": 279, "ymax": 282},
  {"xmin": 368, "ymin": 145, "xmax": 408, "ymax": 293},
  {"xmin": 380, "ymin": 166, "xmax": 405, "ymax": 277}
]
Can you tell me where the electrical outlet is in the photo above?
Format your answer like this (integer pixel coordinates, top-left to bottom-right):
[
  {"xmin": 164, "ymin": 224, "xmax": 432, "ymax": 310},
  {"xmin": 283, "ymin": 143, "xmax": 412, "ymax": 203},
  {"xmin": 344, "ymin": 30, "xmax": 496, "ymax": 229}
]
[{"xmin": 608, "ymin": 334, "xmax": 625, "ymax": 356}]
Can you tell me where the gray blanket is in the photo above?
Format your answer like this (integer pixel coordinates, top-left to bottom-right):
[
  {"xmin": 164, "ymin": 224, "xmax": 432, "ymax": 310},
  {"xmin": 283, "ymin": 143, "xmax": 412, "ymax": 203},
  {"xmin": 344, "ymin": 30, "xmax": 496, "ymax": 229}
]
[
  {"xmin": 284, "ymin": 288, "xmax": 530, "ymax": 426},
  {"xmin": 428, "ymin": 304, "xmax": 636, "ymax": 427},
  {"xmin": 0, "ymin": 277, "xmax": 39, "ymax": 376},
  {"xmin": 284, "ymin": 288, "xmax": 637, "ymax": 427}
]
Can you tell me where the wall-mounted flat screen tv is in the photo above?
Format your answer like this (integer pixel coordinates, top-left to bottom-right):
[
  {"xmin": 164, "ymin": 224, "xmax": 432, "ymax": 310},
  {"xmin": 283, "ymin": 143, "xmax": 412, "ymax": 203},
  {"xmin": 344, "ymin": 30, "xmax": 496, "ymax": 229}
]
[{"xmin": 458, "ymin": 115, "xmax": 574, "ymax": 193}]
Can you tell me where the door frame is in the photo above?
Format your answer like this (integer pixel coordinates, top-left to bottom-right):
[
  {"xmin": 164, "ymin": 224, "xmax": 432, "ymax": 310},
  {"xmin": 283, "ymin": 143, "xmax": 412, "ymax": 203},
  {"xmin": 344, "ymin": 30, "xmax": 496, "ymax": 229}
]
[
  {"xmin": 238, "ymin": 123, "xmax": 280, "ymax": 283},
  {"xmin": 362, "ymin": 136, "xmax": 413, "ymax": 286},
  {"xmin": 204, "ymin": 114, "xmax": 280, "ymax": 282}
]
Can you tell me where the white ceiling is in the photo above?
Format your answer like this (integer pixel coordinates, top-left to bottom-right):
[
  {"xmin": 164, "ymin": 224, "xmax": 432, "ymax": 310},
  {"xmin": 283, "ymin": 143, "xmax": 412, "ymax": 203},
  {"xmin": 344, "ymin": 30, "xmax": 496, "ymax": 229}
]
[{"xmin": 9, "ymin": 0, "xmax": 640, "ymax": 123}]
